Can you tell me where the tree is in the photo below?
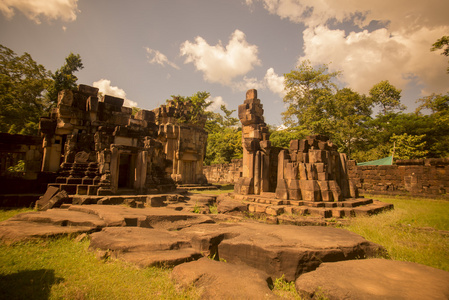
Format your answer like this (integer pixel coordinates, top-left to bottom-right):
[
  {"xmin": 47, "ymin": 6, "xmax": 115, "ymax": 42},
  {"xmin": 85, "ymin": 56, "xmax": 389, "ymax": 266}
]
[
  {"xmin": 331, "ymin": 88, "xmax": 372, "ymax": 156},
  {"xmin": 416, "ymin": 93, "xmax": 449, "ymax": 157},
  {"xmin": 283, "ymin": 60, "xmax": 340, "ymax": 135},
  {"xmin": 431, "ymin": 36, "xmax": 449, "ymax": 73},
  {"xmin": 390, "ymin": 133, "xmax": 428, "ymax": 160},
  {"xmin": 46, "ymin": 53, "xmax": 83, "ymax": 104},
  {"xmin": 205, "ymin": 105, "xmax": 242, "ymax": 165},
  {"xmin": 369, "ymin": 80, "xmax": 405, "ymax": 115},
  {"xmin": 0, "ymin": 44, "xmax": 51, "ymax": 135},
  {"xmin": 269, "ymin": 125, "xmax": 308, "ymax": 149},
  {"xmin": 168, "ymin": 91, "xmax": 212, "ymax": 125},
  {"xmin": 205, "ymin": 128, "xmax": 242, "ymax": 165}
]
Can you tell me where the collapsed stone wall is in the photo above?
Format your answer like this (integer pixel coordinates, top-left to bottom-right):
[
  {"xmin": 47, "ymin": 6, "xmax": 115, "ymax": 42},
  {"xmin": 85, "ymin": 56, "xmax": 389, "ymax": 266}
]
[
  {"xmin": 348, "ymin": 158, "xmax": 449, "ymax": 198},
  {"xmin": 232, "ymin": 89, "xmax": 357, "ymax": 204},
  {"xmin": 203, "ymin": 159, "xmax": 243, "ymax": 184},
  {"xmin": 0, "ymin": 133, "xmax": 42, "ymax": 179},
  {"xmin": 39, "ymin": 84, "xmax": 208, "ymax": 196},
  {"xmin": 0, "ymin": 133, "xmax": 52, "ymax": 195}
]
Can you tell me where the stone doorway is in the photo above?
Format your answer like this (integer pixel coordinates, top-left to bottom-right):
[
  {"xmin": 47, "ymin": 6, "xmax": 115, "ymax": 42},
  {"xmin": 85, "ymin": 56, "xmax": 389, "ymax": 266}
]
[
  {"xmin": 118, "ymin": 153, "xmax": 136, "ymax": 189},
  {"xmin": 183, "ymin": 161, "xmax": 196, "ymax": 184}
]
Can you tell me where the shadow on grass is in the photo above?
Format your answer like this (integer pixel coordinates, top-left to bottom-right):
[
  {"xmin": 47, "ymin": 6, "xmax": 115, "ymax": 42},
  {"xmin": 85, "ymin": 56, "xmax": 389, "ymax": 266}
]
[{"xmin": 0, "ymin": 269, "xmax": 63, "ymax": 300}]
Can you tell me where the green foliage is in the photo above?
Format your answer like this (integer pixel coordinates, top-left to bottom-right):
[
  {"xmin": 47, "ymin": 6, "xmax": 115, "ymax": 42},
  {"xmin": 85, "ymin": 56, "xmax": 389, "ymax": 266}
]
[
  {"xmin": 390, "ymin": 133, "xmax": 428, "ymax": 160},
  {"xmin": 7, "ymin": 160, "xmax": 25, "ymax": 173},
  {"xmin": 271, "ymin": 275, "xmax": 302, "ymax": 299},
  {"xmin": 269, "ymin": 125, "xmax": 309, "ymax": 149},
  {"xmin": 369, "ymin": 80, "xmax": 405, "ymax": 115},
  {"xmin": 283, "ymin": 60, "xmax": 340, "ymax": 135},
  {"xmin": 0, "ymin": 44, "xmax": 52, "ymax": 135},
  {"xmin": 46, "ymin": 53, "xmax": 83, "ymax": 105},
  {"xmin": 205, "ymin": 105, "xmax": 242, "ymax": 165},
  {"xmin": 330, "ymin": 88, "xmax": 372, "ymax": 156},
  {"xmin": 431, "ymin": 36, "xmax": 449, "ymax": 73},
  {"xmin": 132, "ymin": 106, "xmax": 141, "ymax": 116},
  {"xmin": 209, "ymin": 204, "xmax": 218, "ymax": 214},
  {"xmin": 168, "ymin": 91, "xmax": 211, "ymax": 125},
  {"xmin": 205, "ymin": 127, "xmax": 242, "ymax": 165},
  {"xmin": 0, "ymin": 208, "xmax": 34, "ymax": 222}
]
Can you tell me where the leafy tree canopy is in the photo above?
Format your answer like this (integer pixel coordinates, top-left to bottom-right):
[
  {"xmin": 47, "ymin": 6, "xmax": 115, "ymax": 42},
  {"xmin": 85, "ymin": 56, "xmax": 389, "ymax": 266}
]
[
  {"xmin": 46, "ymin": 53, "xmax": 83, "ymax": 105},
  {"xmin": 205, "ymin": 105, "xmax": 242, "ymax": 165},
  {"xmin": 391, "ymin": 133, "xmax": 428, "ymax": 160},
  {"xmin": 167, "ymin": 91, "xmax": 212, "ymax": 125},
  {"xmin": 0, "ymin": 44, "xmax": 51, "ymax": 135},
  {"xmin": 431, "ymin": 36, "xmax": 449, "ymax": 73},
  {"xmin": 283, "ymin": 60, "xmax": 340, "ymax": 135},
  {"xmin": 369, "ymin": 80, "xmax": 405, "ymax": 115}
]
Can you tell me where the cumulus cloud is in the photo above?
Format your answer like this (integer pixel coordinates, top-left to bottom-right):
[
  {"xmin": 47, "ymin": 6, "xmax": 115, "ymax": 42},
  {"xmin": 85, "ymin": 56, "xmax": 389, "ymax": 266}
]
[
  {"xmin": 233, "ymin": 76, "xmax": 265, "ymax": 92},
  {"xmin": 302, "ymin": 25, "xmax": 448, "ymax": 95},
  {"xmin": 206, "ymin": 96, "xmax": 228, "ymax": 112},
  {"xmin": 248, "ymin": 0, "xmax": 449, "ymax": 97},
  {"xmin": 180, "ymin": 29, "xmax": 261, "ymax": 85},
  {"xmin": 145, "ymin": 47, "xmax": 179, "ymax": 69},
  {"xmin": 264, "ymin": 68, "xmax": 285, "ymax": 97},
  {"xmin": 249, "ymin": 0, "xmax": 448, "ymax": 31},
  {"xmin": 93, "ymin": 79, "xmax": 138, "ymax": 107},
  {"xmin": 0, "ymin": 0, "xmax": 79, "ymax": 23}
]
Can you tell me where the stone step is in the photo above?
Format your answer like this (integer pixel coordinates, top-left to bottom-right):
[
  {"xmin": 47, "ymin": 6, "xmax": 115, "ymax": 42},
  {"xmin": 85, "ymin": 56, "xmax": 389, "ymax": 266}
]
[
  {"xmin": 352, "ymin": 201, "xmax": 394, "ymax": 217},
  {"xmin": 337, "ymin": 198, "xmax": 373, "ymax": 208}
]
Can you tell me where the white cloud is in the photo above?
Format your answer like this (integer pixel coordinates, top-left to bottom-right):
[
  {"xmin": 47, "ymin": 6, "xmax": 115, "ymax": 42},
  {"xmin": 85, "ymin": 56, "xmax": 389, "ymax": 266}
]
[
  {"xmin": 249, "ymin": 0, "xmax": 448, "ymax": 31},
  {"xmin": 93, "ymin": 79, "xmax": 137, "ymax": 107},
  {"xmin": 180, "ymin": 29, "xmax": 261, "ymax": 85},
  {"xmin": 233, "ymin": 76, "xmax": 265, "ymax": 92},
  {"xmin": 0, "ymin": 0, "xmax": 79, "ymax": 24},
  {"xmin": 302, "ymin": 25, "xmax": 448, "ymax": 95},
  {"xmin": 145, "ymin": 47, "xmax": 179, "ymax": 69},
  {"xmin": 249, "ymin": 0, "xmax": 449, "ymax": 97},
  {"xmin": 264, "ymin": 68, "xmax": 285, "ymax": 97},
  {"xmin": 206, "ymin": 96, "xmax": 227, "ymax": 112}
]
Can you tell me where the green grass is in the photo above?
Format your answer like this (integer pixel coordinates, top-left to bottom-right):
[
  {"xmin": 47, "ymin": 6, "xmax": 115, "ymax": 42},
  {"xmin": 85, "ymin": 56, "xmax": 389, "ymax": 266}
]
[
  {"xmin": 344, "ymin": 194, "xmax": 449, "ymax": 271},
  {"xmin": 189, "ymin": 184, "xmax": 234, "ymax": 195},
  {"xmin": 0, "ymin": 236, "xmax": 199, "ymax": 300},
  {"xmin": 0, "ymin": 207, "xmax": 34, "ymax": 222},
  {"xmin": 1, "ymin": 194, "xmax": 448, "ymax": 299}
]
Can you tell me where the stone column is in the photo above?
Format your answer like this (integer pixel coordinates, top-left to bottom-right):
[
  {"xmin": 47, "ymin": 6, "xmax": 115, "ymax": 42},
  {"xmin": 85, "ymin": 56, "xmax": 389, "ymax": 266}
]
[{"xmin": 254, "ymin": 150, "xmax": 261, "ymax": 195}]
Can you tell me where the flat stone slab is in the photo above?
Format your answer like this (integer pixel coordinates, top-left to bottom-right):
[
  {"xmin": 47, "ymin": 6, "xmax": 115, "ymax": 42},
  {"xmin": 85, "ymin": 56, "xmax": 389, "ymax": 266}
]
[
  {"xmin": 180, "ymin": 222, "xmax": 384, "ymax": 281},
  {"xmin": 0, "ymin": 205, "xmax": 215, "ymax": 243},
  {"xmin": 295, "ymin": 259, "xmax": 449, "ymax": 300},
  {"xmin": 0, "ymin": 209, "xmax": 106, "ymax": 243},
  {"xmin": 172, "ymin": 257, "xmax": 277, "ymax": 299},
  {"xmin": 68, "ymin": 205, "xmax": 215, "ymax": 229},
  {"xmin": 87, "ymin": 221, "xmax": 383, "ymax": 280},
  {"xmin": 89, "ymin": 227, "xmax": 202, "ymax": 268},
  {"xmin": 0, "ymin": 220, "xmax": 96, "ymax": 243},
  {"xmin": 8, "ymin": 209, "xmax": 106, "ymax": 228}
]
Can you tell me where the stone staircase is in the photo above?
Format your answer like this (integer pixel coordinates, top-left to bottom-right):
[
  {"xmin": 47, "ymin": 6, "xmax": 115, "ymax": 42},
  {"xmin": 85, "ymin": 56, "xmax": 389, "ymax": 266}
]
[
  {"xmin": 48, "ymin": 162, "xmax": 102, "ymax": 195},
  {"xmin": 233, "ymin": 193, "xmax": 393, "ymax": 219}
]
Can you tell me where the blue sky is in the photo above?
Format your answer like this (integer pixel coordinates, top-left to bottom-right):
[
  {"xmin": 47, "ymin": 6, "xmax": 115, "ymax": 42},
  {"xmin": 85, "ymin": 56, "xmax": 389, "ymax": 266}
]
[{"xmin": 1, "ymin": 0, "xmax": 448, "ymax": 126}]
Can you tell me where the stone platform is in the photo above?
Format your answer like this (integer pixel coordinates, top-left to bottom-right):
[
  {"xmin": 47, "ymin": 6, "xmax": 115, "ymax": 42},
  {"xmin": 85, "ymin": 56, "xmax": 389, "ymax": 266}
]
[{"xmin": 232, "ymin": 192, "xmax": 394, "ymax": 219}]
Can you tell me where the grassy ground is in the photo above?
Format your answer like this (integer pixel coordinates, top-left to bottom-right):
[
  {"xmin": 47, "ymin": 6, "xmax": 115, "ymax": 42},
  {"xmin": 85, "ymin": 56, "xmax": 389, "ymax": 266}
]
[
  {"xmin": 0, "ymin": 193, "xmax": 448, "ymax": 299},
  {"xmin": 0, "ymin": 235, "xmax": 199, "ymax": 300},
  {"xmin": 343, "ymin": 194, "xmax": 449, "ymax": 271},
  {"xmin": 0, "ymin": 207, "xmax": 34, "ymax": 222}
]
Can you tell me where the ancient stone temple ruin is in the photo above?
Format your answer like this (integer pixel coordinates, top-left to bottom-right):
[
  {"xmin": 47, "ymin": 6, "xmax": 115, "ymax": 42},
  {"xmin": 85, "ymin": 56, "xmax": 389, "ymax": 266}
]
[
  {"xmin": 39, "ymin": 84, "xmax": 208, "ymax": 196},
  {"xmin": 233, "ymin": 89, "xmax": 392, "ymax": 218}
]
